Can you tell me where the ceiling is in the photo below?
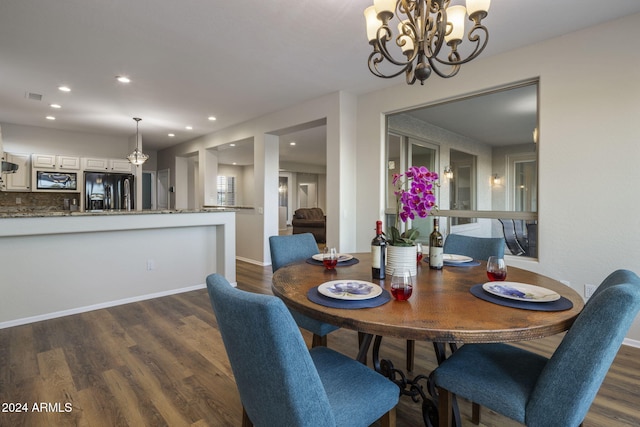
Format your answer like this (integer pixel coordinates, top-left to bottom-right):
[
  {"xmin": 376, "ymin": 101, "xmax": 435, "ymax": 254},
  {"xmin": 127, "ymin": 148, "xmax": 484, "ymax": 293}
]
[{"xmin": 1, "ymin": 0, "xmax": 639, "ymax": 158}]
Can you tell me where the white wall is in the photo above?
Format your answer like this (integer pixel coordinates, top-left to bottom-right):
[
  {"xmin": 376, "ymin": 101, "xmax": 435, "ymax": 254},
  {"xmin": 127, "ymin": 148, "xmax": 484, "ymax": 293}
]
[{"xmin": 355, "ymin": 13, "xmax": 640, "ymax": 342}]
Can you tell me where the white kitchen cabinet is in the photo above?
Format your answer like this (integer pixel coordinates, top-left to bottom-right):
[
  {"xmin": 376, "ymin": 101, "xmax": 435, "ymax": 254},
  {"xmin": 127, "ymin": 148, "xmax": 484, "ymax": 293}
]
[
  {"xmin": 57, "ymin": 155, "xmax": 80, "ymax": 170},
  {"xmin": 32, "ymin": 153, "xmax": 56, "ymax": 168},
  {"xmin": 32, "ymin": 153, "xmax": 80, "ymax": 170},
  {"xmin": 82, "ymin": 157, "xmax": 109, "ymax": 171},
  {"xmin": 82, "ymin": 157, "xmax": 132, "ymax": 173},
  {"xmin": 110, "ymin": 159, "xmax": 132, "ymax": 173},
  {"xmin": 3, "ymin": 153, "xmax": 31, "ymax": 191}
]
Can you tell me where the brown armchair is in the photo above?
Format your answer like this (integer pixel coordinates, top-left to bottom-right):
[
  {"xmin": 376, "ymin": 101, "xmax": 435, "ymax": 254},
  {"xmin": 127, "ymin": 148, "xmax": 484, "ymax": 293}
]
[{"xmin": 292, "ymin": 207, "xmax": 326, "ymax": 243}]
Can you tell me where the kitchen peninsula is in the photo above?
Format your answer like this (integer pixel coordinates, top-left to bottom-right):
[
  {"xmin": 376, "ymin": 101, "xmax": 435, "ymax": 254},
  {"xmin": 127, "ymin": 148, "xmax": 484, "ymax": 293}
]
[{"xmin": 0, "ymin": 209, "xmax": 236, "ymax": 328}]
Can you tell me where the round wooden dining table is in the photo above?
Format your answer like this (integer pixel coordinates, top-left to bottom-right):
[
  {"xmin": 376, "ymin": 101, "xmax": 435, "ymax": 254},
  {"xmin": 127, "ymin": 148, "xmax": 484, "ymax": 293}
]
[
  {"xmin": 271, "ymin": 253, "xmax": 584, "ymax": 344},
  {"xmin": 272, "ymin": 253, "xmax": 585, "ymax": 426}
]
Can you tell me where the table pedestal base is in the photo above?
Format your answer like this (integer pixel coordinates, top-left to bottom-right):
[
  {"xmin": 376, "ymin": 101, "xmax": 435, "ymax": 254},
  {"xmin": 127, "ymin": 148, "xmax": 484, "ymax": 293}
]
[{"xmin": 361, "ymin": 335, "xmax": 461, "ymax": 427}]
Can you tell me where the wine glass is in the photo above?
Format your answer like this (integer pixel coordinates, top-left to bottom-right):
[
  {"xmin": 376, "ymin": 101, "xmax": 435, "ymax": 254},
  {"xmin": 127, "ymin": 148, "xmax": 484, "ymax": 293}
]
[
  {"xmin": 487, "ymin": 256, "xmax": 507, "ymax": 281},
  {"xmin": 390, "ymin": 268, "xmax": 414, "ymax": 301},
  {"xmin": 416, "ymin": 243, "xmax": 423, "ymax": 265},
  {"xmin": 323, "ymin": 247, "xmax": 338, "ymax": 270}
]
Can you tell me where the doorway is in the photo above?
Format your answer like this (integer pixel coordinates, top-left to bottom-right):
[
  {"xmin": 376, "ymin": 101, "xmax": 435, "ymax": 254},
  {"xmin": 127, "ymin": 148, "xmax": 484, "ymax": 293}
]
[
  {"xmin": 142, "ymin": 171, "xmax": 156, "ymax": 210},
  {"xmin": 157, "ymin": 168, "xmax": 170, "ymax": 210}
]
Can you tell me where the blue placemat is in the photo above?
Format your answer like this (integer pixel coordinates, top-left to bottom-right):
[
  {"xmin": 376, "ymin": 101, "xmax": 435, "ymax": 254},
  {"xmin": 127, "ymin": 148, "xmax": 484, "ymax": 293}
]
[
  {"xmin": 307, "ymin": 286, "xmax": 391, "ymax": 309},
  {"xmin": 306, "ymin": 257, "xmax": 360, "ymax": 267},
  {"xmin": 470, "ymin": 284, "xmax": 573, "ymax": 311}
]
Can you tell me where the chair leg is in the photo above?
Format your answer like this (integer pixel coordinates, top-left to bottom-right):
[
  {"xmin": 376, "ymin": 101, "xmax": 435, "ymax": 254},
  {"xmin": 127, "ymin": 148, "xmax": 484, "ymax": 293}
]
[
  {"xmin": 311, "ymin": 333, "xmax": 327, "ymax": 348},
  {"xmin": 472, "ymin": 402, "xmax": 481, "ymax": 425},
  {"xmin": 437, "ymin": 387, "xmax": 453, "ymax": 427},
  {"xmin": 379, "ymin": 407, "xmax": 397, "ymax": 427},
  {"xmin": 406, "ymin": 340, "xmax": 415, "ymax": 371},
  {"xmin": 241, "ymin": 406, "xmax": 253, "ymax": 427}
]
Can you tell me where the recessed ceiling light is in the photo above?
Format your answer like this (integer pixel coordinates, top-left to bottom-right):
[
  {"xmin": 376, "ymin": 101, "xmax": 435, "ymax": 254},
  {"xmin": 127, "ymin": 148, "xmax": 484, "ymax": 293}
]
[
  {"xmin": 208, "ymin": 116, "xmax": 217, "ymax": 121},
  {"xmin": 185, "ymin": 126, "xmax": 193, "ymax": 130},
  {"xmin": 50, "ymin": 104, "xmax": 61, "ymax": 109},
  {"xmin": 46, "ymin": 116, "xmax": 56, "ymax": 120},
  {"xmin": 168, "ymin": 133, "xmax": 175, "ymax": 137},
  {"xmin": 116, "ymin": 76, "xmax": 131, "ymax": 83},
  {"xmin": 232, "ymin": 162, "xmax": 237, "ymax": 165},
  {"xmin": 289, "ymin": 141, "xmax": 296, "ymax": 146},
  {"xmin": 230, "ymin": 143, "xmax": 236, "ymax": 147},
  {"xmin": 58, "ymin": 86, "xmax": 71, "ymax": 92}
]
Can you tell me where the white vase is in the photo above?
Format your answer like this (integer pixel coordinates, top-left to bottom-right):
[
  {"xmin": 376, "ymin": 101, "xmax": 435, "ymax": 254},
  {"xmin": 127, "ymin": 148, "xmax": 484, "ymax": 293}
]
[{"xmin": 385, "ymin": 245, "xmax": 418, "ymax": 277}]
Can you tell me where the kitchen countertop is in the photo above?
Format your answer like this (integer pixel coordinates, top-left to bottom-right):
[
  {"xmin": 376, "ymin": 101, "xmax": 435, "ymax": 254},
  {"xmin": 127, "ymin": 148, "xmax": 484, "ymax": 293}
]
[{"xmin": 0, "ymin": 208, "xmax": 236, "ymax": 219}]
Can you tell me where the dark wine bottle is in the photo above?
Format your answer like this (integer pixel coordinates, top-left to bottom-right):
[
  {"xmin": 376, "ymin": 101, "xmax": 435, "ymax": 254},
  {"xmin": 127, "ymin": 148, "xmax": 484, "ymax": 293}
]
[
  {"xmin": 429, "ymin": 218, "xmax": 444, "ymax": 270},
  {"xmin": 371, "ymin": 220, "xmax": 387, "ymax": 279}
]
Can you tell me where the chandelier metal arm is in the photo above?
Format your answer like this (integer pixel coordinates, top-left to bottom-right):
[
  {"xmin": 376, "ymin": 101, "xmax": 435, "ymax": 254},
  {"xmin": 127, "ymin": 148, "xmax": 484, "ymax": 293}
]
[{"xmin": 430, "ymin": 23, "xmax": 489, "ymax": 68}]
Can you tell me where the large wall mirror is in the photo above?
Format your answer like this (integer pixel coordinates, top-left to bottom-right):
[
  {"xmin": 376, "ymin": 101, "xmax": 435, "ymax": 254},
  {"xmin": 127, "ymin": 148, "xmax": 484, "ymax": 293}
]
[{"xmin": 386, "ymin": 81, "xmax": 539, "ymax": 257}]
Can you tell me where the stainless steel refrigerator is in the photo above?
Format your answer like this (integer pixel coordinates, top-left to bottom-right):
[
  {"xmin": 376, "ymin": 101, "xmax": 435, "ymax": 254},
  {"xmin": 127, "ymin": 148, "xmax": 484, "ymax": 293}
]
[{"xmin": 84, "ymin": 172, "xmax": 134, "ymax": 211}]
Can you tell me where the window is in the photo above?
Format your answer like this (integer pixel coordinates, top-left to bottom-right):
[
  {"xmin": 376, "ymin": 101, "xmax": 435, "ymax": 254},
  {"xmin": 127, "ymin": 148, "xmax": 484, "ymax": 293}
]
[{"xmin": 217, "ymin": 176, "xmax": 236, "ymax": 205}]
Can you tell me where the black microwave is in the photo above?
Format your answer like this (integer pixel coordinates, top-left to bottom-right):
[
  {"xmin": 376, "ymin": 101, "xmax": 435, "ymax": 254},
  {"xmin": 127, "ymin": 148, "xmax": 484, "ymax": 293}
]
[{"xmin": 36, "ymin": 171, "xmax": 78, "ymax": 190}]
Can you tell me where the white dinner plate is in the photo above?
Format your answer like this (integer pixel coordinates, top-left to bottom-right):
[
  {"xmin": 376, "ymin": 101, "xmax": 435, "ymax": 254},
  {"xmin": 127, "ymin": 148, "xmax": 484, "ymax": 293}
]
[
  {"xmin": 443, "ymin": 254, "xmax": 474, "ymax": 264},
  {"xmin": 312, "ymin": 253, "xmax": 354, "ymax": 262},
  {"xmin": 482, "ymin": 282, "xmax": 561, "ymax": 303},
  {"xmin": 318, "ymin": 280, "xmax": 382, "ymax": 300}
]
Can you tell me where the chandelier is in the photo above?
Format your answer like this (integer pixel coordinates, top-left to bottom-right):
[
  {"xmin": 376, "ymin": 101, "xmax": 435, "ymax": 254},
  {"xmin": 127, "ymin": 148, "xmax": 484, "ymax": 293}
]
[
  {"xmin": 364, "ymin": 0, "xmax": 490, "ymax": 85},
  {"xmin": 127, "ymin": 117, "xmax": 149, "ymax": 166}
]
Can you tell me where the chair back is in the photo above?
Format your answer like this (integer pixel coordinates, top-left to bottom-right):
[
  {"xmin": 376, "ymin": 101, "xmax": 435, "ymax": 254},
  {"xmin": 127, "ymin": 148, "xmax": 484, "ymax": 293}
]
[
  {"xmin": 206, "ymin": 274, "xmax": 336, "ymax": 427},
  {"xmin": 442, "ymin": 234, "xmax": 505, "ymax": 260},
  {"xmin": 526, "ymin": 270, "xmax": 640, "ymax": 426},
  {"xmin": 269, "ymin": 233, "xmax": 319, "ymax": 273}
]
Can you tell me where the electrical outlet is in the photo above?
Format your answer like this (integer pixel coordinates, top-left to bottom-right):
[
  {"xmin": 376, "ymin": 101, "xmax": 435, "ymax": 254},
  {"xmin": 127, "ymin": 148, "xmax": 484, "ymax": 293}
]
[
  {"xmin": 584, "ymin": 284, "xmax": 597, "ymax": 299},
  {"xmin": 15, "ymin": 197, "xmax": 21, "ymax": 204},
  {"xmin": 146, "ymin": 259, "xmax": 156, "ymax": 271}
]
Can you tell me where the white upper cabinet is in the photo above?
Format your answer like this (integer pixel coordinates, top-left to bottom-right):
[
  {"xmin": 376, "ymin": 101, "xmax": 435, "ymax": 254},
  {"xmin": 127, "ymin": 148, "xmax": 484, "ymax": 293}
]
[
  {"xmin": 58, "ymin": 156, "xmax": 80, "ymax": 170},
  {"xmin": 82, "ymin": 157, "xmax": 109, "ymax": 171},
  {"xmin": 32, "ymin": 153, "xmax": 56, "ymax": 168},
  {"xmin": 110, "ymin": 159, "xmax": 133, "ymax": 173},
  {"xmin": 3, "ymin": 152, "xmax": 31, "ymax": 191},
  {"xmin": 32, "ymin": 154, "xmax": 80, "ymax": 170},
  {"xmin": 82, "ymin": 157, "xmax": 132, "ymax": 173}
]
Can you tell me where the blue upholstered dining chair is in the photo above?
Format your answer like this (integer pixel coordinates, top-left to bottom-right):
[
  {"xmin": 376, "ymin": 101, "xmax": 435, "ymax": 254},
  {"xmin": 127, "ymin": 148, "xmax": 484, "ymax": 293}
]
[
  {"xmin": 206, "ymin": 274, "xmax": 399, "ymax": 427},
  {"xmin": 433, "ymin": 269, "xmax": 640, "ymax": 427},
  {"xmin": 269, "ymin": 233, "xmax": 339, "ymax": 348},
  {"xmin": 442, "ymin": 233, "xmax": 505, "ymax": 261}
]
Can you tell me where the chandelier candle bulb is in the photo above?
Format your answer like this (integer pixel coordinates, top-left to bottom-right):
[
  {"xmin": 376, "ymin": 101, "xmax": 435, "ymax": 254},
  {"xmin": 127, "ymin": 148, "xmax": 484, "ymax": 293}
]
[
  {"xmin": 364, "ymin": 6, "xmax": 380, "ymax": 42},
  {"xmin": 466, "ymin": 0, "xmax": 491, "ymax": 19},
  {"xmin": 445, "ymin": 5, "xmax": 466, "ymax": 43}
]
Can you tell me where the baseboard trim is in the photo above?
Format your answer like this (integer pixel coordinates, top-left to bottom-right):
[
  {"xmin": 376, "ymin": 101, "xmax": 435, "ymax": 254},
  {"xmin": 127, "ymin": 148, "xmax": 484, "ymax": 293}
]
[
  {"xmin": 236, "ymin": 256, "xmax": 269, "ymax": 267},
  {"xmin": 623, "ymin": 338, "xmax": 640, "ymax": 349},
  {"xmin": 0, "ymin": 282, "xmax": 237, "ymax": 330}
]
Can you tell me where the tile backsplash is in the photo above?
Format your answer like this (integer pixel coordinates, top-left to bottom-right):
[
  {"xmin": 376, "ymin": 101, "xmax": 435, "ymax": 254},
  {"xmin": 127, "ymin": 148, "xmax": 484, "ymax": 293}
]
[{"xmin": 0, "ymin": 191, "xmax": 81, "ymax": 212}]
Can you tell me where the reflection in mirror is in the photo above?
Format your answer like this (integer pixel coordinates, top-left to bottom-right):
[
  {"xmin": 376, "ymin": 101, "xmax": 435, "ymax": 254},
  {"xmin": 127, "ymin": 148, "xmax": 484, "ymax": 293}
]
[
  {"xmin": 449, "ymin": 149, "xmax": 476, "ymax": 225},
  {"xmin": 386, "ymin": 81, "xmax": 539, "ymax": 257},
  {"xmin": 215, "ymin": 138, "xmax": 254, "ymax": 207}
]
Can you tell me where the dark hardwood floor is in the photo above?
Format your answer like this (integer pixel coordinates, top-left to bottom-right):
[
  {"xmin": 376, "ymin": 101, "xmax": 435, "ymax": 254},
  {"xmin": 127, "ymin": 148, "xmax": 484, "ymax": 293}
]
[{"xmin": 1, "ymin": 260, "xmax": 639, "ymax": 426}]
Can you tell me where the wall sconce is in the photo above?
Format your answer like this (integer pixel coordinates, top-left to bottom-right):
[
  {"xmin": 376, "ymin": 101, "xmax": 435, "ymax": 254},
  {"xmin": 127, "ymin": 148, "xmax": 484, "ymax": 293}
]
[
  {"xmin": 443, "ymin": 166, "xmax": 453, "ymax": 180},
  {"xmin": 492, "ymin": 174, "xmax": 501, "ymax": 186}
]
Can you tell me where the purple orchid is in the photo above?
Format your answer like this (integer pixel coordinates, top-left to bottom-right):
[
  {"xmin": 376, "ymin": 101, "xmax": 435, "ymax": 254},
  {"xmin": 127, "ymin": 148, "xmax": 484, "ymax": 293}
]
[{"xmin": 388, "ymin": 166, "xmax": 439, "ymax": 246}]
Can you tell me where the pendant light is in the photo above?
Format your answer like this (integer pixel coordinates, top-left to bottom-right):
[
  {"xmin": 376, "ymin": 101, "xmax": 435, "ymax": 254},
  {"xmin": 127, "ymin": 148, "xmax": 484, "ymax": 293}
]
[{"xmin": 127, "ymin": 117, "xmax": 149, "ymax": 166}]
